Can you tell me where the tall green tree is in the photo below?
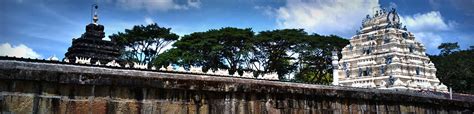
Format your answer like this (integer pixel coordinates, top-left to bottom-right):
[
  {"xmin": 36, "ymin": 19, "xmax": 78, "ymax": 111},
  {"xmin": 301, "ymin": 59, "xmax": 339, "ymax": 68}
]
[
  {"xmin": 169, "ymin": 32, "xmax": 221, "ymax": 71},
  {"xmin": 251, "ymin": 29, "xmax": 306, "ymax": 79},
  {"xmin": 218, "ymin": 28, "xmax": 255, "ymax": 74},
  {"xmin": 169, "ymin": 27, "xmax": 255, "ymax": 74},
  {"xmin": 293, "ymin": 34, "xmax": 349, "ymax": 84},
  {"xmin": 110, "ymin": 23, "xmax": 179, "ymax": 64}
]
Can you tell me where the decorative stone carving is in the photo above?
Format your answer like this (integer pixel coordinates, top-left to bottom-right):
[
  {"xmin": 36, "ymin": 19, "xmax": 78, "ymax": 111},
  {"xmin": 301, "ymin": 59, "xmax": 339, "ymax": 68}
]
[
  {"xmin": 264, "ymin": 72, "xmax": 279, "ymax": 80},
  {"xmin": 257, "ymin": 72, "xmax": 278, "ymax": 80},
  {"xmin": 166, "ymin": 64, "xmax": 174, "ymax": 71},
  {"xmin": 190, "ymin": 66, "xmax": 201, "ymax": 73},
  {"xmin": 133, "ymin": 62, "xmax": 147, "ymax": 69},
  {"xmin": 177, "ymin": 66, "xmax": 186, "ymax": 72},
  {"xmin": 437, "ymin": 84, "xmax": 448, "ymax": 91},
  {"xmin": 94, "ymin": 60, "xmax": 101, "ymax": 65},
  {"xmin": 406, "ymin": 80, "xmax": 417, "ymax": 88},
  {"xmin": 159, "ymin": 66, "xmax": 166, "ymax": 71},
  {"xmin": 351, "ymin": 81, "xmax": 374, "ymax": 88},
  {"xmin": 63, "ymin": 58, "xmax": 70, "ymax": 63},
  {"xmin": 233, "ymin": 72, "xmax": 240, "ymax": 77},
  {"xmin": 206, "ymin": 70, "xmax": 213, "ymax": 75},
  {"xmin": 393, "ymin": 78, "xmax": 405, "ymax": 86},
  {"xmin": 379, "ymin": 80, "xmax": 387, "ymax": 87},
  {"xmin": 75, "ymin": 57, "xmax": 91, "ymax": 64},
  {"xmin": 47, "ymin": 55, "xmax": 59, "ymax": 61},
  {"xmin": 213, "ymin": 69, "xmax": 225, "ymax": 75},
  {"xmin": 242, "ymin": 71, "xmax": 254, "ymax": 78},
  {"xmin": 257, "ymin": 74, "xmax": 264, "ymax": 79},
  {"xmin": 106, "ymin": 60, "xmax": 120, "ymax": 67}
]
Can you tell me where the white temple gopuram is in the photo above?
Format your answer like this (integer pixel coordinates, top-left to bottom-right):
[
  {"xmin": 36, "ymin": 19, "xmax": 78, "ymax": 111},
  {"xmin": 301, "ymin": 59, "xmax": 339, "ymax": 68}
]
[{"xmin": 332, "ymin": 8, "xmax": 448, "ymax": 92}]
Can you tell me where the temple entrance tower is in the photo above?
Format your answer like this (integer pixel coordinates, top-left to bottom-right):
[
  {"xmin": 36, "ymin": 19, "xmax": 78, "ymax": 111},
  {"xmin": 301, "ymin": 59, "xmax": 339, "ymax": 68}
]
[{"xmin": 333, "ymin": 8, "xmax": 448, "ymax": 92}]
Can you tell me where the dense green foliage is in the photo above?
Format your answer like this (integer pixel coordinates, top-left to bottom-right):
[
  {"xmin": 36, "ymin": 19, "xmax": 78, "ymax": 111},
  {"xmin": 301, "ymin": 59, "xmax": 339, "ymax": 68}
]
[
  {"xmin": 153, "ymin": 48, "xmax": 182, "ymax": 67},
  {"xmin": 153, "ymin": 27, "xmax": 348, "ymax": 83},
  {"xmin": 430, "ymin": 43, "xmax": 474, "ymax": 94},
  {"xmin": 110, "ymin": 23, "xmax": 179, "ymax": 64},
  {"xmin": 251, "ymin": 29, "xmax": 307, "ymax": 79},
  {"xmin": 160, "ymin": 27, "xmax": 255, "ymax": 74},
  {"xmin": 112, "ymin": 24, "xmax": 349, "ymax": 83},
  {"xmin": 292, "ymin": 34, "xmax": 349, "ymax": 84}
]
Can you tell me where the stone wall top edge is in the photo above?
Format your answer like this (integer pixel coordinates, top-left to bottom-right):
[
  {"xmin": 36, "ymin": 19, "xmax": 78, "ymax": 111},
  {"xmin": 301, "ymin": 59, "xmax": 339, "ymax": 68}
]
[{"xmin": 1, "ymin": 58, "xmax": 473, "ymax": 106}]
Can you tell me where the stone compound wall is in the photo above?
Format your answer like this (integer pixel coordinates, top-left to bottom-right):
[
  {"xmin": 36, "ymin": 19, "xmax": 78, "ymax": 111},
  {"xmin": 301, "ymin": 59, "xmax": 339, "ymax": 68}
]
[{"xmin": 0, "ymin": 58, "xmax": 473, "ymax": 114}]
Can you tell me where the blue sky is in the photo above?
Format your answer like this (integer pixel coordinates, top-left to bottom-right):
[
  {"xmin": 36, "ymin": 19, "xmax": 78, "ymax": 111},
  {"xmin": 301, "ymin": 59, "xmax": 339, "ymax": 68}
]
[{"xmin": 1, "ymin": 0, "xmax": 473, "ymax": 59}]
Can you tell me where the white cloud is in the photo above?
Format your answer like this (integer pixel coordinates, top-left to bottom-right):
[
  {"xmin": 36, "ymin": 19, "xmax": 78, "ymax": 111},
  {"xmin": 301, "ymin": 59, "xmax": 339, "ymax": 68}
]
[
  {"xmin": 400, "ymin": 11, "xmax": 456, "ymax": 32},
  {"xmin": 116, "ymin": 0, "xmax": 201, "ymax": 12},
  {"xmin": 144, "ymin": 17, "xmax": 155, "ymax": 24},
  {"xmin": 187, "ymin": 0, "xmax": 200, "ymax": 8},
  {"xmin": 400, "ymin": 11, "xmax": 457, "ymax": 54},
  {"xmin": 0, "ymin": 43, "xmax": 42, "ymax": 58},
  {"xmin": 413, "ymin": 32, "xmax": 443, "ymax": 53},
  {"xmin": 274, "ymin": 0, "xmax": 380, "ymax": 37},
  {"xmin": 266, "ymin": 0, "xmax": 456, "ymax": 54},
  {"xmin": 254, "ymin": 5, "xmax": 275, "ymax": 17}
]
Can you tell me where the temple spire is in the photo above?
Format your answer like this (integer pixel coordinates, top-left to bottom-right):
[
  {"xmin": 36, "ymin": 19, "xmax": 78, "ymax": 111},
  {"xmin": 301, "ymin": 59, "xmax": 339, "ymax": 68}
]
[
  {"xmin": 65, "ymin": 0, "xmax": 120, "ymax": 65},
  {"xmin": 92, "ymin": 0, "xmax": 99, "ymax": 24}
]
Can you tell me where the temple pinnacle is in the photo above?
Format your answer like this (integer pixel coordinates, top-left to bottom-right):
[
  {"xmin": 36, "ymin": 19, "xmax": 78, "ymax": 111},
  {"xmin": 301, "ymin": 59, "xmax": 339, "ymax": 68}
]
[{"xmin": 92, "ymin": 0, "xmax": 99, "ymax": 24}]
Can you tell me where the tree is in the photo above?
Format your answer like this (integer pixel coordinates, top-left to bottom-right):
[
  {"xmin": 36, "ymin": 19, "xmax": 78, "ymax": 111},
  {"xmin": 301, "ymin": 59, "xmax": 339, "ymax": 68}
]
[
  {"xmin": 251, "ymin": 29, "xmax": 306, "ymax": 79},
  {"xmin": 171, "ymin": 27, "xmax": 255, "ymax": 74},
  {"xmin": 438, "ymin": 42, "xmax": 459, "ymax": 56},
  {"xmin": 430, "ymin": 44, "xmax": 474, "ymax": 94},
  {"xmin": 293, "ymin": 34, "xmax": 349, "ymax": 84},
  {"xmin": 153, "ymin": 48, "xmax": 182, "ymax": 67},
  {"xmin": 110, "ymin": 23, "xmax": 179, "ymax": 64},
  {"xmin": 217, "ymin": 28, "xmax": 255, "ymax": 74},
  {"xmin": 170, "ymin": 32, "xmax": 221, "ymax": 71}
]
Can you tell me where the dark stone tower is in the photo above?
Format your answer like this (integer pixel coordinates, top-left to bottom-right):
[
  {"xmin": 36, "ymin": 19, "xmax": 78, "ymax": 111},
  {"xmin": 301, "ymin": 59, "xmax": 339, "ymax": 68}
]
[{"xmin": 64, "ymin": 3, "xmax": 120, "ymax": 64}]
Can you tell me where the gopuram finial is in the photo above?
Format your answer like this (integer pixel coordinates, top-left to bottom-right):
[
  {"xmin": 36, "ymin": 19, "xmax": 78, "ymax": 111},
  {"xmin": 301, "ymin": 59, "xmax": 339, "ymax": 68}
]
[{"xmin": 91, "ymin": 0, "xmax": 99, "ymax": 24}]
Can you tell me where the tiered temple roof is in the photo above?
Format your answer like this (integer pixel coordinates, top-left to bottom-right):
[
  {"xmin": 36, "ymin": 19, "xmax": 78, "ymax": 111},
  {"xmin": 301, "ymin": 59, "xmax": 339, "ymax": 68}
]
[
  {"xmin": 332, "ymin": 8, "xmax": 448, "ymax": 92},
  {"xmin": 64, "ymin": 5, "xmax": 120, "ymax": 64}
]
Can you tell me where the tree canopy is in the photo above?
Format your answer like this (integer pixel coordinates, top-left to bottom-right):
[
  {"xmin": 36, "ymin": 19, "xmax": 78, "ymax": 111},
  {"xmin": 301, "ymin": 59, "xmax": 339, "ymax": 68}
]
[
  {"xmin": 292, "ymin": 34, "xmax": 349, "ymax": 84},
  {"xmin": 152, "ymin": 27, "xmax": 348, "ymax": 82},
  {"xmin": 430, "ymin": 42, "xmax": 474, "ymax": 94},
  {"xmin": 113, "ymin": 24, "xmax": 349, "ymax": 82},
  {"xmin": 251, "ymin": 29, "xmax": 307, "ymax": 79},
  {"xmin": 109, "ymin": 23, "xmax": 179, "ymax": 64},
  {"xmin": 158, "ymin": 27, "xmax": 255, "ymax": 74},
  {"xmin": 438, "ymin": 42, "xmax": 460, "ymax": 56}
]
